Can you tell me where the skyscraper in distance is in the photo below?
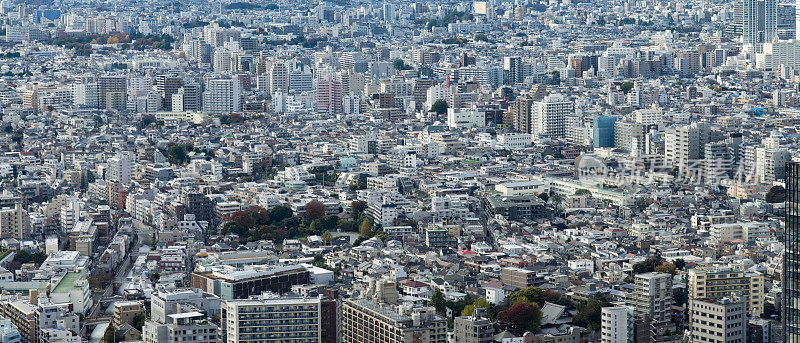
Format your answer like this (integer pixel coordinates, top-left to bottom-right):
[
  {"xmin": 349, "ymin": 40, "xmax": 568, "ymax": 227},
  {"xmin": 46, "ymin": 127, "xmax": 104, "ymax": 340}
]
[{"xmin": 785, "ymin": 161, "xmax": 800, "ymax": 341}]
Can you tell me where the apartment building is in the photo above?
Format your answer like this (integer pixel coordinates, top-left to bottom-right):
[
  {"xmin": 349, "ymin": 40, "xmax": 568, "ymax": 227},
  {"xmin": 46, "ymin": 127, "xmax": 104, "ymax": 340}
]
[
  {"xmin": 222, "ymin": 296, "xmax": 336, "ymax": 343},
  {"xmin": 688, "ymin": 297, "xmax": 746, "ymax": 343},
  {"xmin": 688, "ymin": 269, "xmax": 764, "ymax": 317},
  {"xmin": 342, "ymin": 298, "xmax": 447, "ymax": 343}
]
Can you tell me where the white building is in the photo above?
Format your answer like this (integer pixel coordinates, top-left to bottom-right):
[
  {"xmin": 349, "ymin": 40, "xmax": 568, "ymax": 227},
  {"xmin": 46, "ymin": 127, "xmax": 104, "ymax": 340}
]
[
  {"xmin": 532, "ymin": 94, "xmax": 571, "ymax": 140},
  {"xmin": 601, "ymin": 306, "xmax": 634, "ymax": 343},
  {"xmin": 688, "ymin": 297, "xmax": 747, "ymax": 343},
  {"xmin": 222, "ymin": 297, "xmax": 331, "ymax": 343},
  {"xmin": 496, "ymin": 133, "xmax": 532, "ymax": 150},
  {"xmin": 446, "ymin": 108, "xmax": 484, "ymax": 129},
  {"xmin": 203, "ymin": 78, "xmax": 241, "ymax": 115}
]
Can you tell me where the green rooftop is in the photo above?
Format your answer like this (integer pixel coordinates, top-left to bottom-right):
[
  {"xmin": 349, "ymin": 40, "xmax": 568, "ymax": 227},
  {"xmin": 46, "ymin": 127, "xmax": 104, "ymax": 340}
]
[{"xmin": 52, "ymin": 272, "xmax": 80, "ymax": 294}]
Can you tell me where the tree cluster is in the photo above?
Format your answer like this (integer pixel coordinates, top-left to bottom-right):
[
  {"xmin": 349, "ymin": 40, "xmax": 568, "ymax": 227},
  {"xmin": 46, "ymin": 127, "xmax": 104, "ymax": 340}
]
[
  {"xmin": 221, "ymin": 204, "xmax": 347, "ymax": 244},
  {"xmin": 766, "ymin": 185, "xmax": 786, "ymax": 203}
]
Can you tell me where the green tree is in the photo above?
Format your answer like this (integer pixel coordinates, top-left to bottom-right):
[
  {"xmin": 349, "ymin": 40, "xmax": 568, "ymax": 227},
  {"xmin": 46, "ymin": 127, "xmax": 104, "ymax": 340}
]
[
  {"xmin": 309, "ymin": 219, "xmax": 324, "ymax": 234},
  {"xmin": 508, "ymin": 287, "xmax": 546, "ymax": 306},
  {"xmin": 133, "ymin": 313, "xmax": 146, "ymax": 331},
  {"xmin": 431, "ymin": 289, "xmax": 446, "ymax": 313},
  {"xmin": 619, "ymin": 81, "xmax": 634, "ymax": 93},
  {"xmin": 351, "ymin": 200, "xmax": 368, "ymax": 217},
  {"xmin": 766, "ymin": 185, "xmax": 786, "ymax": 203},
  {"xmin": 673, "ymin": 258, "xmax": 686, "ymax": 270},
  {"xmin": 654, "ymin": 262, "xmax": 677, "ymax": 275},
  {"xmin": 269, "ymin": 205, "xmax": 293, "ymax": 222},
  {"xmin": 10, "ymin": 132, "xmax": 22, "ymax": 147},
  {"xmin": 574, "ymin": 189, "xmax": 591, "ymax": 195},
  {"xmin": 359, "ymin": 218, "xmax": 373, "ymax": 237},
  {"xmin": 572, "ymin": 293, "xmax": 612, "ymax": 330},
  {"xmin": 166, "ymin": 145, "xmax": 188, "ymax": 165},
  {"xmin": 393, "ymin": 58, "xmax": 412, "ymax": 71},
  {"xmin": 321, "ymin": 231, "xmax": 333, "ymax": 244},
  {"xmin": 430, "ymin": 99, "xmax": 448, "ymax": 116},
  {"xmin": 461, "ymin": 298, "xmax": 491, "ymax": 317}
]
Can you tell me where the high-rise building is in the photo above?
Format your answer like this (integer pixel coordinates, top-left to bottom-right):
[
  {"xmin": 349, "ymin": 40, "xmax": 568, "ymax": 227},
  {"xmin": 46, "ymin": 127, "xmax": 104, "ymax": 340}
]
[
  {"xmin": 172, "ymin": 83, "xmax": 202, "ymax": 112},
  {"xmin": 268, "ymin": 60, "xmax": 289, "ymax": 94},
  {"xmin": 182, "ymin": 192, "xmax": 212, "ymax": 224},
  {"xmin": 222, "ymin": 296, "xmax": 337, "ymax": 343},
  {"xmin": 688, "ymin": 297, "xmax": 747, "ymax": 343},
  {"xmin": 156, "ymin": 74, "xmax": 183, "ymax": 111},
  {"xmin": 784, "ymin": 161, "xmax": 800, "ymax": 341},
  {"xmin": 777, "ymin": 3, "xmax": 796, "ymax": 39},
  {"xmin": 72, "ymin": 82, "xmax": 100, "ymax": 108},
  {"xmin": 98, "ymin": 75, "xmax": 126, "ymax": 109},
  {"xmin": 342, "ymin": 298, "xmax": 447, "ymax": 343},
  {"xmin": 601, "ymin": 306, "xmax": 634, "ymax": 343},
  {"xmin": 627, "ymin": 272, "xmax": 673, "ymax": 329},
  {"xmin": 688, "ymin": 269, "xmax": 764, "ymax": 317},
  {"xmin": 203, "ymin": 78, "xmax": 241, "ymax": 115},
  {"xmin": 510, "ymin": 97, "xmax": 534, "ymax": 133},
  {"xmin": 107, "ymin": 151, "xmax": 133, "ymax": 185},
  {"xmin": 742, "ymin": 0, "xmax": 777, "ymax": 45},
  {"xmin": 531, "ymin": 94, "xmax": 571, "ymax": 140},
  {"xmin": 503, "ymin": 56, "xmax": 523, "ymax": 84},
  {"xmin": 665, "ymin": 122, "xmax": 717, "ymax": 174},
  {"xmin": 316, "ymin": 79, "xmax": 343, "ymax": 114},
  {"xmin": 593, "ymin": 116, "xmax": 617, "ymax": 148},
  {"xmin": 0, "ymin": 204, "xmax": 28, "ymax": 239}
]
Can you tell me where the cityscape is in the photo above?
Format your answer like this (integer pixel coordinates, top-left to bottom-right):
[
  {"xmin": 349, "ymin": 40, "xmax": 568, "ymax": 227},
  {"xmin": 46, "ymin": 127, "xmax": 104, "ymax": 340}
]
[{"xmin": 0, "ymin": 0, "xmax": 793, "ymax": 342}]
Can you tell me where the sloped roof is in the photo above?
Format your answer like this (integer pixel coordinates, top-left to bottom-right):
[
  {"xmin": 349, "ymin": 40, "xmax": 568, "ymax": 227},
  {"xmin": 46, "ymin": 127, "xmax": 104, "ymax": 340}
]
[{"xmin": 540, "ymin": 301, "xmax": 567, "ymax": 326}]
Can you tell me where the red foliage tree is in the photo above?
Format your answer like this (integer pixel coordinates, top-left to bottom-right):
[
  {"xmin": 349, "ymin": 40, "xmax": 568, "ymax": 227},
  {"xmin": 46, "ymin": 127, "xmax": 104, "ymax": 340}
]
[
  {"xmin": 245, "ymin": 206, "xmax": 270, "ymax": 225},
  {"xmin": 230, "ymin": 210, "xmax": 256, "ymax": 229},
  {"xmin": 498, "ymin": 301, "xmax": 542, "ymax": 334},
  {"xmin": 305, "ymin": 200, "xmax": 326, "ymax": 220}
]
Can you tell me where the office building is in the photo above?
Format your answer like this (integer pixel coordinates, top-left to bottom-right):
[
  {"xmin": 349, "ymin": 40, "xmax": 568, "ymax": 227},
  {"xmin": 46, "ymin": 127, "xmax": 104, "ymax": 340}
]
[
  {"xmin": 316, "ymin": 79, "xmax": 343, "ymax": 114},
  {"xmin": 784, "ymin": 161, "xmax": 800, "ymax": 341},
  {"xmin": 190, "ymin": 265, "xmax": 310, "ymax": 300},
  {"xmin": 593, "ymin": 116, "xmax": 617, "ymax": 148}
]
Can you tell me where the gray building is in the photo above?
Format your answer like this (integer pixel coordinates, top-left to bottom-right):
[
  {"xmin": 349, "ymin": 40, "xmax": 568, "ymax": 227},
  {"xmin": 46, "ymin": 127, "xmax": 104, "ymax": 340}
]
[
  {"xmin": 453, "ymin": 311, "xmax": 493, "ymax": 343},
  {"xmin": 688, "ymin": 297, "xmax": 746, "ymax": 343}
]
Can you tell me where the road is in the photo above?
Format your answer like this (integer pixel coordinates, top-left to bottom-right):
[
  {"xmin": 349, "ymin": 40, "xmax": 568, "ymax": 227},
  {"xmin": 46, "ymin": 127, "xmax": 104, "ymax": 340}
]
[{"xmin": 83, "ymin": 236, "xmax": 139, "ymax": 340}]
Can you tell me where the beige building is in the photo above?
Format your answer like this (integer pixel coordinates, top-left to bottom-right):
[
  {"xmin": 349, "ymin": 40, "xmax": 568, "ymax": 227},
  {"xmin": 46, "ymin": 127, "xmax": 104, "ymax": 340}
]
[
  {"xmin": 688, "ymin": 269, "xmax": 764, "ymax": 317},
  {"xmin": 343, "ymin": 298, "xmax": 447, "ymax": 343},
  {"xmin": 114, "ymin": 301, "xmax": 144, "ymax": 329},
  {"xmin": 0, "ymin": 204, "xmax": 29, "ymax": 239}
]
